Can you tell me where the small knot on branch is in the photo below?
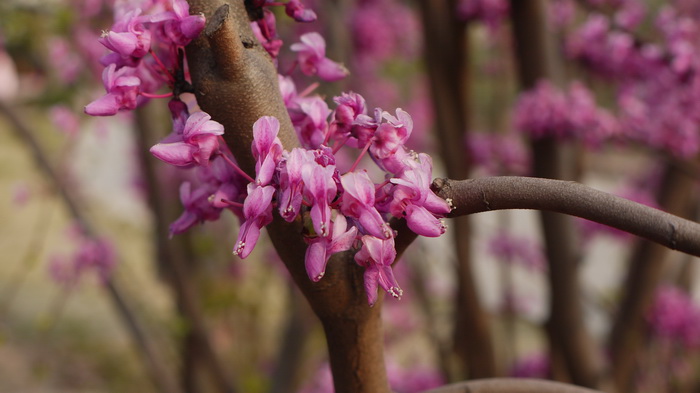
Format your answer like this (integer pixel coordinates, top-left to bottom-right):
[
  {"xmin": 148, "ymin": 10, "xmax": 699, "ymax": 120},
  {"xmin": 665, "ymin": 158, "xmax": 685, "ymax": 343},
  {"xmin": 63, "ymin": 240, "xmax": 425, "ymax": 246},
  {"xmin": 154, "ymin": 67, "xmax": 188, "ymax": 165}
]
[{"xmin": 205, "ymin": 4, "xmax": 230, "ymax": 37}]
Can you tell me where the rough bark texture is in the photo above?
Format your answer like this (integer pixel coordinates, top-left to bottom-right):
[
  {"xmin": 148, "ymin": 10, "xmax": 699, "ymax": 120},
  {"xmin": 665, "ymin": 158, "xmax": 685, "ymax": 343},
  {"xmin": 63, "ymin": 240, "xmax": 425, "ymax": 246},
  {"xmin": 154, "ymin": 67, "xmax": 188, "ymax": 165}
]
[
  {"xmin": 510, "ymin": 1, "xmax": 600, "ymax": 387},
  {"xmin": 418, "ymin": 0, "xmax": 496, "ymax": 380},
  {"xmin": 432, "ymin": 177, "xmax": 700, "ymax": 257},
  {"xmin": 184, "ymin": 2, "xmax": 392, "ymax": 391}
]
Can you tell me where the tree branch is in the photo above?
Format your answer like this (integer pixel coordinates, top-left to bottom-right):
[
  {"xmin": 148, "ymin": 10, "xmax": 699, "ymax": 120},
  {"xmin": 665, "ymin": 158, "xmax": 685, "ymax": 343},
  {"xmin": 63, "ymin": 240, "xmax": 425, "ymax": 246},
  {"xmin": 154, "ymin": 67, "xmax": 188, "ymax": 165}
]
[
  {"xmin": 433, "ymin": 176, "xmax": 700, "ymax": 257},
  {"xmin": 185, "ymin": 2, "xmax": 391, "ymax": 391},
  {"xmin": 422, "ymin": 378, "xmax": 604, "ymax": 393}
]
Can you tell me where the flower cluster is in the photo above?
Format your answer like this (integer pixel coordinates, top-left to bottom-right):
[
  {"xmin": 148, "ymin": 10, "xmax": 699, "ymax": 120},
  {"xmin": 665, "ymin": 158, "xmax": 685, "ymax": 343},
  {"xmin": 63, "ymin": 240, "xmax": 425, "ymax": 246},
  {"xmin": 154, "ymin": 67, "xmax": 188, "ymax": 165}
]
[
  {"xmin": 84, "ymin": 0, "xmax": 206, "ymax": 116},
  {"xmin": 49, "ymin": 226, "xmax": 116, "ymax": 286},
  {"xmin": 513, "ymin": 80, "xmax": 618, "ymax": 147},
  {"xmin": 647, "ymin": 286, "xmax": 700, "ymax": 347},
  {"xmin": 85, "ymin": 0, "xmax": 448, "ymax": 305}
]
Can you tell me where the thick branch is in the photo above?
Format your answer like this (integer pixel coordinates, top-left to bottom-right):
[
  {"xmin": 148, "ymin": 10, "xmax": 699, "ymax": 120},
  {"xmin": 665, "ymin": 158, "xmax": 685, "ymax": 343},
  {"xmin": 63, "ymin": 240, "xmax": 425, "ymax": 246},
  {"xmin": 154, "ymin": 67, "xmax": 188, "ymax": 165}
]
[
  {"xmin": 185, "ymin": 2, "xmax": 391, "ymax": 391},
  {"xmin": 423, "ymin": 378, "xmax": 604, "ymax": 393},
  {"xmin": 433, "ymin": 177, "xmax": 700, "ymax": 257}
]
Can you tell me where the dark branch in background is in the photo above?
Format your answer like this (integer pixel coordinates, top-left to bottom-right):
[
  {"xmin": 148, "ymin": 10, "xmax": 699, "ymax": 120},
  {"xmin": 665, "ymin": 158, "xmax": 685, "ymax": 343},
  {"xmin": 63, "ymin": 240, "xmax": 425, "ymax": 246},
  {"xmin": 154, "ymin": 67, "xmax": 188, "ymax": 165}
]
[
  {"xmin": 185, "ymin": 1, "xmax": 392, "ymax": 392},
  {"xmin": 608, "ymin": 161, "xmax": 698, "ymax": 392},
  {"xmin": 0, "ymin": 101, "xmax": 181, "ymax": 393},
  {"xmin": 422, "ymin": 378, "xmax": 604, "ymax": 393},
  {"xmin": 509, "ymin": 1, "xmax": 601, "ymax": 387},
  {"xmin": 133, "ymin": 106, "xmax": 236, "ymax": 393},
  {"xmin": 433, "ymin": 177, "xmax": 700, "ymax": 258},
  {"xmin": 418, "ymin": 0, "xmax": 497, "ymax": 380}
]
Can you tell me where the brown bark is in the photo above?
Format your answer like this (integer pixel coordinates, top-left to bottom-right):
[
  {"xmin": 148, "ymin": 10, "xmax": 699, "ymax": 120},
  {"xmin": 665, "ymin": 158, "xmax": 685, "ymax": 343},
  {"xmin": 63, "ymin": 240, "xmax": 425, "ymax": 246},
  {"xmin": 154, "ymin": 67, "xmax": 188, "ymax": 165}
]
[
  {"xmin": 432, "ymin": 176, "xmax": 700, "ymax": 257},
  {"xmin": 608, "ymin": 162, "xmax": 697, "ymax": 392},
  {"xmin": 510, "ymin": 1, "xmax": 600, "ymax": 387},
  {"xmin": 184, "ymin": 2, "xmax": 392, "ymax": 391},
  {"xmin": 418, "ymin": 0, "xmax": 496, "ymax": 380}
]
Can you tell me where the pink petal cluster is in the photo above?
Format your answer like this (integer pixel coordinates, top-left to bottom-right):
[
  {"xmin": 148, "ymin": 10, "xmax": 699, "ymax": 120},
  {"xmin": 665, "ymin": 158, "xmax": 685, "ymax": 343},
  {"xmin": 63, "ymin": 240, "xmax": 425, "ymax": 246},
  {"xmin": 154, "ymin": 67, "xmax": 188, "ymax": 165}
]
[
  {"xmin": 647, "ymin": 286, "xmax": 700, "ymax": 347},
  {"xmin": 291, "ymin": 32, "xmax": 349, "ymax": 81}
]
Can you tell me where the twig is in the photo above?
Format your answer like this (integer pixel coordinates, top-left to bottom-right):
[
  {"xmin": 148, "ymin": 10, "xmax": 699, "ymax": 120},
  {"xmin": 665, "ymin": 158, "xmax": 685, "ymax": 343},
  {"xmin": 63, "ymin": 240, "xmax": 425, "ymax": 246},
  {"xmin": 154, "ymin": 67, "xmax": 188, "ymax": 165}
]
[
  {"xmin": 422, "ymin": 378, "xmax": 604, "ymax": 393},
  {"xmin": 433, "ymin": 176, "xmax": 700, "ymax": 257}
]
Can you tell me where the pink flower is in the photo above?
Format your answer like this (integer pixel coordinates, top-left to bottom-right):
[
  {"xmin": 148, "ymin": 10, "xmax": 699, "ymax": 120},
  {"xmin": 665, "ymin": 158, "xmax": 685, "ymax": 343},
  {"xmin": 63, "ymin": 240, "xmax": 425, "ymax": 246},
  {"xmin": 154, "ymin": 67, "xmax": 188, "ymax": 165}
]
[
  {"xmin": 85, "ymin": 63, "xmax": 141, "ymax": 116},
  {"xmin": 388, "ymin": 153, "xmax": 450, "ymax": 237},
  {"xmin": 170, "ymin": 180, "xmax": 222, "ymax": 235},
  {"xmin": 252, "ymin": 116, "xmax": 284, "ymax": 186},
  {"xmin": 355, "ymin": 235, "xmax": 401, "ymax": 306},
  {"xmin": 285, "ymin": 0, "xmax": 317, "ymax": 22},
  {"xmin": 278, "ymin": 148, "xmax": 315, "ymax": 221},
  {"xmin": 149, "ymin": 0, "xmax": 206, "ymax": 47},
  {"xmin": 290, "ymin": 96, "xmax": 331, "ymax": 149},
  {"xmin": 302, "ymin": 163, "xmax": 337, "ymax": 237},
  {"xmin": 340, "ymin": 171, "xmax": 392, "ymax": 239},
  {"xmin": 98, "ymin": 9, "xmax": 151, "ymax": 67},
  {"xmin": 233, "ymin": 184, "xmax": 275, "ymax": 258},
  {"xmin": 291, "ymin": 32, "xmax": 349, "ymax": 81},
  {"xmin": 150, "ymin": 104, "xmax": 224, "ymax": 167},
  {"xmin": 304, "ymin": 215, "xmax": 358, "ymax": 281}
]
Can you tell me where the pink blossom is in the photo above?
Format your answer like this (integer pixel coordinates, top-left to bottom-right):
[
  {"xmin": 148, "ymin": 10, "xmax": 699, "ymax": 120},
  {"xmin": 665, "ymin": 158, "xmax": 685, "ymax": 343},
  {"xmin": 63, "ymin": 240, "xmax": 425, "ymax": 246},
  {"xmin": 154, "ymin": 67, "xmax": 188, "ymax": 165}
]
[
  {"xmin": 150, "ymin": 104, "xmax": 224, "ymax": 167},
  {"xmin": 355, "ymin": 235, "xmax": 401, "ymax": 306},
  {"xmin": 285, "ymin": 0, "xmax": 317, "ymax": 22},
  {"xmin": 85, "ymin": 63, "xmax": 141, "ymax": 116},
  {"xmin": 98, "ymin": 9, "xmax": 152, "ymax": 67},
  {"xmin": 149, "ymin": 0, "xmax": 206, "ymax": 47},
  {"xmin": 291, "ymin": 32, "xmax": 349, "ymax": 81},
  {"xmin": 278, "ymin": 148, "xmax": 315, "ymax": 221},
  {"xmin": 233, "ymin": 184, "xmax": 275, "ymax": 258},
  {"xmin": 289, "ymin": 96, "xmax": 331, "ymax": 149},
  {"xmin": 252, "ymin": 116, "xmax": 284, "ymax": 186},
  {"xmin": 340, "ymin": 171, "xmax": 392, "ymax": 240},
  {"xmin": 388, "ymin": 153, "xmax": 450, "ymax": 237},
  {"xmin": 304, "ymin": 214, "xmax": 357, "ymax": 281},
  {"xmin": 302, "ymin": 163, "xmax": 337, "ymax": 237}
]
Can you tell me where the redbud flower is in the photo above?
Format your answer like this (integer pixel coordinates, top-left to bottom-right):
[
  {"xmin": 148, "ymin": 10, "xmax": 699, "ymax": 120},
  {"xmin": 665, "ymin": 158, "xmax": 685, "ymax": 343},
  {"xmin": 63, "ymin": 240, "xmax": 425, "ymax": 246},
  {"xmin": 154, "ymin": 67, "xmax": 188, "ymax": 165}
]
[
  {"xmin": 389, "ymin": 153, "xmax": 450, "ymax": 237},
  {"xmin": 233, "ymin": 184, "xmax": 275, "ymax": 258},
  {"xmin": 305, "ymin": 214, "xmax": 358, "ymax": 281},
  {"xmin": 278, "ymin": 148, "xmax": 315, "ymax": 221},
  {"xmin": 291, "ymin": 32, "xmax": 349, "ymax": 81},
  {"xmin": 302, "ymin": 163, "xmax": 337, "ymax": 237},
  {"xmin": 252, "ymin": 116, "xmax": 284, "ymax": 186},
  {"xmin": 85, "ymin": 63, "xmax": 141, "ymax": 116},
  {"xmin": 340, "ymin": 171, "xmax": 392, "ymax": 239},
  {"xmin": 355, "ymin": 235, "xmax": 401, "ymax": 306},
  {"xmin": 285, "ymin": 0, "xmax": 317, "ymax": 22},
  {"xmin": 150, "ymin": 109, "xmax": 224, "ymax": 167},
  {"xmin": 150, "ymin": 0, "xmax": 206, "ymax": 47},
  {"xmin": 99, "ymin": 9, "xmax": 151, "ymax": 67}
]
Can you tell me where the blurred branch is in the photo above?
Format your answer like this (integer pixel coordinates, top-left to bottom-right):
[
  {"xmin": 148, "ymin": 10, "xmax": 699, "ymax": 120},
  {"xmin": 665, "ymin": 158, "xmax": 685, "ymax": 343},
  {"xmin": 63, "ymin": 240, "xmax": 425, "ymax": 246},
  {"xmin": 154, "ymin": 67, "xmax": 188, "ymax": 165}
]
[
  {"xmin": 509, "ymin": 0, "xmax": 600, "ymax": 387},
  {"xmin": 0, "ymin": 100, "xmax": 181, "ymax": 393},
  {"xmin": 133, "ymin": 105, "xmax": 237, "ymax": 393},
  {"xmin": 433, "ymin": 176, "xmax": 700, "ymax": 257},
  {"xmin": 417, "ymin": 0, "xmax": 496, "ymax": 380},
  {"xmin": 422, "ymin": 378, "xmax": 604, "ymax": 393}
]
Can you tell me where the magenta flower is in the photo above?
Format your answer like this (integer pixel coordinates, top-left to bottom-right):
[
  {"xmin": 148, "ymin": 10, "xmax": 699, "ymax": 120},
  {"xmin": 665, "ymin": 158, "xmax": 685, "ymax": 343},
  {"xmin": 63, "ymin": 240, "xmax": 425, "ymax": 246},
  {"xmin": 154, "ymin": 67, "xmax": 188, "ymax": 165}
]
[
  {"xmin": 305, "ymin": 215, "xmax": 358, "ymax": 281},
  {"xmin": 85, "ymin": 63, "xmax": 141, "ymax": 116},
  {"xmin": 291, "ymin": 32, "xmax": 349, "ymax": 81},
  {"xmin": 290, "ymin": 96, "xmax": 331, "ymax": 149},
  {"xmin": 370, "ymin": 109, "xmax": 413, "ymax": 159},
  {"xmin": 330, "ymin": 92, "xmax": 367, "ymax": 142},
  {"xmin": 252, "ymin": 9, "xmax": 283, "ymax": 58},
  {"xmin": 252, "ymin": 116, "xmax": 284, "ymax": 186},
  {"xmin": 233, "ymin": 184, "xmax": 275, "ymax": 258},
  {"xmin": 389, "ymin": 153, "xmax": 450, "ymax": 237},
  {"xmin": 149, "ymin": 0, "xmax": 206, "ymax": 47},
  {"xmin": 302, "ymin": 163, "xmax": 337, "ymax": 237},
  {"xmin": 285, "ymin": 0, "xmax": 317, "ymax": 22},
  {"xmin": 355, "ymin": 235, "xmax": 401, "ymax": 306},
  {"xmin": 150, "ymin": 108, "xmax": 224, "ymax": 167},
  {"xmin": 98, "ymin": 9, "xmax": 151, "ymax": 67},
  {"xmin": 278, "ymin": 148, "xmax": 315, "ymax": 221},
  {"xmin": 340, "ymin": 171, "xmax": 392, "ymax": 239},
  {"xmin": 170, "ymin": 180, "xmax": 223, "ymax": 235}
]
